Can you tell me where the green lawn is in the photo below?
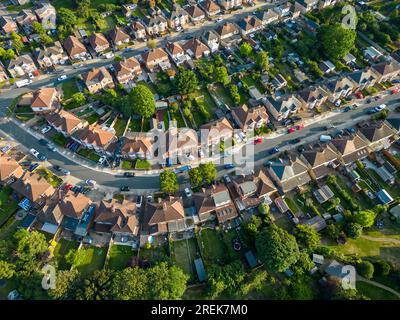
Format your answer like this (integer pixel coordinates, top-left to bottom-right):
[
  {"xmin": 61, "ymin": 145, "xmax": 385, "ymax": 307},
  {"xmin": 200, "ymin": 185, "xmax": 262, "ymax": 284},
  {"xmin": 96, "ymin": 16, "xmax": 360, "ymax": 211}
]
[
  {"xmin": 73, "ymin": 246, "xmax": 107, "ymax": 276},
  {"xmin": 15, "ymin": 105, "xmax": 34, "ymax": 122},
  {"xmin": 171, "ymin": 109, "xmax": 186, "ymax": 128},
  {"xmin": 36, "ymin": 167, "xmax": 63, "ymax": 188},
  {"xmin": 368, "ymin": 168, "xmax": 400, "ymax": 198},
  {"xmin": 171, "ymin": 238, "xmax": 198, "ymax": 281},
  {"xmin": 53, "ymin": 239, "xmax": 80, "ymax": 270},
  {"xmin": 113, "ymin": 118, "xmax": 127, "ymax": 137},
  {"xmin": 85, "ymin": 113, "xmax": 101, "ymax": 125},
  {"xmin": 129, "ymin": 118, "xmax": 150, "ymax": 132},
  {"xmin": 0, "ymin": 218, "xmax": 21, "ymax": 241},
  {"xmin": 77, "ymin": 148, "xmax": 101, "ymax": 163},
  {"xmin": 357, "ymin": 281, "xmax": 399, "ymax": 300},
  {"xmin": 51, "ymin": 132, "xmax": 69, "ymax": 146},
  {"xmin": 0, "ymin": 187, "xmax": 18, "ymax": 226},
  {"xmin": 107, "ymin": 245, "xmax": 136, "ymax": 270},
  {"xmin": 61, "ymin": 79, "xmax": 80, "ymax": 100},
  {"xmin": 138, "ymin": 245, "xmax": 169, "ymax": 265},
  {"xmin": 163, "ymin": 111, "xmax": 170, "ymax": 130},
  {"xmin": 121, "ymin": 160, "xmax": 134, "ymax": 170},
  {"xmin": 197, "ymin": 228, "xmax": 228, "ymax": 266}
]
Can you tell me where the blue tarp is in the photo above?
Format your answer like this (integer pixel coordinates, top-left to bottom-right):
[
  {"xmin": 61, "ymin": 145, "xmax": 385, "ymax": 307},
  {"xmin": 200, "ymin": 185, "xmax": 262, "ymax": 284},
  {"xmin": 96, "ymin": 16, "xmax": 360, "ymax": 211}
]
[{"xmin": 18, "ymin": 198, "xmax": 31, "ymax": 211}]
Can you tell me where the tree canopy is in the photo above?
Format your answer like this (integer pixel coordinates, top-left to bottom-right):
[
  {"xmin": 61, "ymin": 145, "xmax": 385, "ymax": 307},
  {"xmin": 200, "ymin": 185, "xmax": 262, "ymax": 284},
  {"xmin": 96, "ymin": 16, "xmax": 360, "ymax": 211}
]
[
  {"xmin": 294, "ymin": 224, "xmax": 320, "ymax": 251},
  {"xmin": 160, "ymin": 170, "xmax": 178, "ymax": 194},
  {"xmin": 175, "ymin": 67, "xmax": 199, "ymax": 95},
  {"xmin": 352, "ymin": 210, "xmax": 376, "ymax": 228},
  {"xmin": 255, "ymin": 224, "xmax": 300, "ymax": 272},
  {"xmin": 317, "ymin": 23, "xmax": 356, "ymax": 60},
  {"xmin": 128, "ymin": 84, "xmax": 156, "ymax": 119}
]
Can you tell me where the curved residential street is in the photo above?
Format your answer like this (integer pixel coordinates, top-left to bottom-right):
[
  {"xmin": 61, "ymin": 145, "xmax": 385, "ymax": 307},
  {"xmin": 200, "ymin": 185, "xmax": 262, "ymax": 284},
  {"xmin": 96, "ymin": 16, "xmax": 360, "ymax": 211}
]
[{"xmin": 1, "ymin": 92, "xmax": 399, "ymax": 192}]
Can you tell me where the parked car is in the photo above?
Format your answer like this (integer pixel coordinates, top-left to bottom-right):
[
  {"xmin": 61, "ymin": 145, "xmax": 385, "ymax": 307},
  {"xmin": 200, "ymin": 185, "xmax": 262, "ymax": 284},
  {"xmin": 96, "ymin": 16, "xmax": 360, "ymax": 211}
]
[
  {"xmin": 85, "ymin": 179, "xmax": 97, "ymax": 186},
  {"xmin": 295, "ymin": 124, "xmax": 304, "ymax": 130},
  {"xmin": 287, "ymin": 127, "xmax": 296, "ymax": 133},
  {"xmin": 184, "ymin": 188, "xmax": 192, "ymax": 197},
  {"xmin": 216, "ymin": 18, "xmax": 223, "ymax": 23},
  {"xmin": 223, "ymin": 174, "xmax": 232, "ymax": 184},
  {"xmin": 98, "ymin": 156, "xmax": 107, "ymax": 165},
  {"xmin": 57, "ymin": 75, "xmax": 67, "ymax": 81},
  {"xmin": 64, "ymin": 184, "xmax": 73, "ymax": 191},
  {"xmin": 38, "ymin": 138, "xmax": 48, "ymax": 145},
  {"xmin": 224, "ymin": 163, "xmax": 235, "ymax": 169},
  {"xmin": 28, "ymin": 163, "xmax": 39, "ymax": 172},
  {"xmin": 290, "ymin": 138, "xmax": 301, "ymax": 144},
  {"xmin": 123, "ymin": 172, "xmax": 135, "ymax": 177},
  {"xmin": 254, "ymin": 138, "xmax": 263, "ymax": 145},
  {"xmin": 47, "ymin": 144, "xmax": 56, "ymax": 151},
  {"xmin": 120, "ymin": 186, "xmax": 130, "ymax": 192},
  {"xmin": 375, "ymin": 104, "xmax": 387, "ymax": 112},
  {"xmin": 269, "ymin": 147, "xmax": 280, "ymax": 154},
  {"xmin": 29, "ymin": 148, "xmax": 46, "ymax": 161},
  {"xmin": 54, "ymin": 165, "xmax": 70, "ymax": 175},
  {"xmin": 41, "ymin": 126, "xmax": 52, "ymax": 134}
]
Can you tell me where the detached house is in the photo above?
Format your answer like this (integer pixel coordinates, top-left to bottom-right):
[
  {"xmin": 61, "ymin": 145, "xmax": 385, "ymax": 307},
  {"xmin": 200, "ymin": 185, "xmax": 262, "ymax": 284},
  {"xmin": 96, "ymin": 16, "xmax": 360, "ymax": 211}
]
[
  {"xmin": 167, "ymin": 5, "xmax": 190, "ymax": 30},
  {"xmin": 348, "ymin": 68, "xmax": 378, "ymax": 91},
  {"xmin": 0, "ymin": 155, "xmax": 24, "ymax": 186},
  {"xmin": 199, "ymin": 117, "xmax": 234, "ymax": 146},
  {"xmin": 16, "ymin": 9, "xmax": 38, "ymax": 34},
  {"xmin": 131, "ymin": 21, "xmax": 146, "ymax": 40},
  {"xmin": 301, "ymin": 143, "xmax": 340, "ymax": 180},
  {"xmin": 194, "ymin": 184, "xmax": 238, "ymax": 225},
  {"xmin": 143, "ymin": 197, "xmax": 186, "ymax": 235},
  {"xmin": 89, "ymin": 33, "xmax": 110, "ymax": 53},
  {"xmin": 6, "ymin": 54, "xmax": 37, "ymax": 78},
  {"xmin": 237, "ymin": 16, "xmax": 263, "ymax": 36},
  {"xmin": 11, "ymin": 171, "xmax": 55, "ymax": 206},
  {"xmin": 94, "ymin": 199, "xmax": 139, "ymax": 244},
  {"xmin": 202, "ymin": 30, "xmax": 219, "ymax": 52},
  {"xmin": 183, "ymin": 38, "xmax": 210, "ymax": 60},
  {"xmin": 143, "ymin": 15, "xmax": 168, "ymax": 36},
  {"xmin": 0, "ymin": 16, "xmax": 18, "ymax": 34},
  {"xmin": 46, "ymin": 109, "xmax": 88, "ymax": 136},
  {"xmin": 217, "ymin": 0, "xmax": 242, "ymax": 10},
  {"xmin": 357, "ymin": 120, "xmax": 397, "ymax": 151},
  {"xmin": 82, "ymin": 67, "xmax": 114, "ymax": 94},
  {"xmin": 268, "ymin": 154, "xmax": 312, "ymax": 193},
  {"xmin": 265, "ymin": 94, "xmax": 302, "ymax": 121},
  {"xmin": 30, "ymin": 87, "xmax": 60, "ymax": 113},
  {"xmin": 109, "ymin": 27, "xmax": 130, "ymax": 47},
  {"xmin": 231, "ymin": 104, "xmax": 269, "ymax": 132},
  {"xmin": 297, "ymin": 86, "xmax": 329, "ymax": 110},
  {"xmin": 141, "ymin": 48, "xmax": 170, "ymax": 72},
  {"xmin": 330, "ymin": 132, "xmax": 369, "ymax": 166},
  {"xmin": 34, "ymin": 2, "xmax": 56, "ymax": 30},
  {"xmin": 371, "ymin": 61, "xmax": 400, "ymax": 83},
  {"xmin": 186, "ymin": 5, "xmax": 206, "ymax": 24},
  {"xmin": 199, "ymin": 0, "xmax": 221, "ymax": 17},
  {"xmin": 113, "ymin": 57, "xmax": 141, "ymax": 84},
  {"xmin": 72, "ymin": 124, "xmax": 116, "ymax": 153},
  {"xmin": 34, "ymin": 41, "xmax": 68, "ymax": 68},
  {"xmin": 323, "ymin": 77, "xmax": 355, "ymax": 103},
  {"xmin": 63, "ymin": 36, "xmax": 88, "ymax": 60}
]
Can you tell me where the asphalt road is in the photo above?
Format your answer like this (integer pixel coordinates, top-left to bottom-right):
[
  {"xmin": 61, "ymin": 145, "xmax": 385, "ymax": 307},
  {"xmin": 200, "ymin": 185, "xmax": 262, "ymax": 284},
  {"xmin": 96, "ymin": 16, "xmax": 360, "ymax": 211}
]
[{"xmin": 1, "ymin": 92, "xmax": 399, "ymax": 191}]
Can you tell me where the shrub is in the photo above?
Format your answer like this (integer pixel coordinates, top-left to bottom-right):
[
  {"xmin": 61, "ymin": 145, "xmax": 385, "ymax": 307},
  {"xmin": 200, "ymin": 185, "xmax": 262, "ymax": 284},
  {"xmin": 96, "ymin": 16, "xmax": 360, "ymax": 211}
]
[
  {"xmin": 357, "ymin": 261, "xmax": 374, "ymax": 279},
  {"xmin": 373, "ymin": 260, "xmax": 391, "ymax": 277}
]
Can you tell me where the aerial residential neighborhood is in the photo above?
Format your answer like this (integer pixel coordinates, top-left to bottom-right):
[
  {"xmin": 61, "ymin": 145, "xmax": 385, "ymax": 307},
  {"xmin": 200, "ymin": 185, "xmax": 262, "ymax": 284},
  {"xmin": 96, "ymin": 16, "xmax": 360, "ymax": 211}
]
[{"xmin": 0, "ymin": 0, "xmax": 400, "ymax": 305}]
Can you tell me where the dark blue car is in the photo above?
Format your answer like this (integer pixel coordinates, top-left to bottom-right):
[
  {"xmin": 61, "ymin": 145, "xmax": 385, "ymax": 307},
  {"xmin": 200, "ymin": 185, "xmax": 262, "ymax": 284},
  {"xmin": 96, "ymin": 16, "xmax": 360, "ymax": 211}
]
[
  {"xmin": 269, "ymin": 147, "xmax": 280, "ymax": 155},
  {"xmin": 224, "ymin": 164, "xmax": 235, "ymax": 169}
]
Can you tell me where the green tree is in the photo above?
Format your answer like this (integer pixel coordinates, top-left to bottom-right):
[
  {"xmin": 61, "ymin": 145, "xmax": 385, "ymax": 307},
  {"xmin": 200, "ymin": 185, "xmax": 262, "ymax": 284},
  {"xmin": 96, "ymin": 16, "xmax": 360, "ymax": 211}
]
[
  {"xmin": 71, "ymin": 92, "xmax": 86, "ymax": 106},
  {"xmin": 10, "ymin": 32, "xmax": 24, "ymax": 54},
  {"xmin": 129, "ymin": 84, "xmax": 155, "ymax": 120},
  {"xmin": 189, "ymin": 167, "xmax": 203, "ymax": 188},
  {"xmin": 175, "ymin": 67, "xmax": 199, "ymax": 96},
  {"xmin": 49, "ymin": 269, "xmax": 81, "ymax": 300},
  {"xmin": 240, "ymin": 42, "xmax": 253, "ymax": 57},
  {"xmin": 199, "ymin": 162, "xmax": 217, "ymax": 184},
  {"xmin": 317, "ymin": 23, "xmax": 356, "ymax": 60},
  {"xmin": 214, "ymin": 66, "xmax": 230, "ymax": 86},
  {"xmin": 208, "ymin": 261, "xmax": 245, "ymax": 298},
  {"xmin": 255, "ymin": 224, "xmax": 300, "ymax": 272},
  {"xmin": 373, "ymin": 260, "xmax": 391, "ymax": 277},
  {"xmin": 14, "ymin": 230, "xmax": 48, "ymax": 269},
  {"xmin": 160, "ymin": 170, "xmax": 178, "ymax": 194},
  {"xmin": 344, "ymin": 222, "xmax": 363, "ymax": 238},
  {"xmin": 147, "ymin": 262, "xmax": 189, "ymax": 300},
  {"xmin": 58, "ymin": 8, "xmax": 78, "ymax": 32},
  {"xmin": 243, "ymin": 215, "xmax": 263, "ymax": 241},
  {"xmin": 294, "ymin": 224, "xmax": 320, "ymax": 251},
  {"xmin": 229, "ymin": 84, "xmax": 241, "ymax": 105},
  {"xmin": 255, "ymin": 51, "xmax": 269, "ymax": 71},
  {"xmin": 76, "ymin": 269, "xmax": 114, "ymax": 300},
  {"xmin": 0, "ymin": 260, "xmax": 15, "ymax": 279},
  {"xmin": 357, "ymin": 261, "xmax": 374, "ymax": 279},
  {"xmin": 353, "ymin": 210, "xmax": 376, "ymax": 228},
  {"xmin": 111, "ymin": 267, "xmax": 149, "ymax": 300},
  {"xmin": 32, "ymin": 21, "xmax": 45, "ymax": 35}
]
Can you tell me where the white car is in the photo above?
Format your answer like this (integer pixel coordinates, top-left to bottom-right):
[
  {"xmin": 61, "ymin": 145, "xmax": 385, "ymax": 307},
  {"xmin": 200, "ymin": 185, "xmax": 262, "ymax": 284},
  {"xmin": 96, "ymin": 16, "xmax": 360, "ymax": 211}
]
[
  {"xmin": 85, "ymin": 179, "xmax": 97, "ymax": 186},
  {"xmin": 146, "ymin": 195, "xmax": 153, "ymax": 203},
  {"xmin": 57, "ymin": 75, "xmax": 67, "ymax": 81},
  {"xmin": 334, "ymin": 100, "xmax": 341, "ymax": 107},
  {"xmin": 184, "ymin": 188, "xmax": 192, "ymax": 197},
  {"xmin": 239, "ymin": 132, "xmax": 247, "ymax": 142},
  {"xmin": 29, "ymin": 148, "xmax": 40, "ymax": 158},
  {"xmin": 198, "ymin": 149, "xmax": 205, "ymax": 158},
  {"xmin": 234, "ymin": 133, "xmax": 243, "ymax": 143},
  {"xmin": 41, "ymin": 125, "xmax": 52, "ymax": 134},
  {"xmin": 98, "ymin": 156, "xmax": 107, "ymax": 165},
  {"xmin": 216, "ymin": 18, "xmax": 223, "ymax": 23},
  {"xmin": 28, "ymin": 73, "xmax": 34, "ymax": 79},
  {"xmin": 136, "ymin": 196, "xmax": 143, "ymax": 208},
  {"xmin": 375, "ymin": 104, "xmax": 387, "ymax": 112}
]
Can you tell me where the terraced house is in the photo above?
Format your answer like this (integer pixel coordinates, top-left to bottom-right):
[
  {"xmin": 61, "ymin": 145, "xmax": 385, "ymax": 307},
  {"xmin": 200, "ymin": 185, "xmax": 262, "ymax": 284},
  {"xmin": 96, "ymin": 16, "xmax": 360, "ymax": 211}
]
[
  {"xmin": 72, "ymin": 124, "xmax": 117, "ymax": 154},
  {"xmin": 199, "ymin": 117, "xmax": 234, "ymax": 146},
  {"xmin": 265, "ymin": 94, "xmax": 302, "ymax": 121},
  {"xmin": 231, "ymin": 104, "xmax": 269, "ymax": 132},
  {"xmin": 330, "ymin": 131, "xmax": 369, "ymax": 166},
  {"xmin": 46, "ymin": 109, "xmax": 88, "ymax": 137},
  {"xmin": 357, "ymin": 120, "xmax": 397, "ymax": 151}
]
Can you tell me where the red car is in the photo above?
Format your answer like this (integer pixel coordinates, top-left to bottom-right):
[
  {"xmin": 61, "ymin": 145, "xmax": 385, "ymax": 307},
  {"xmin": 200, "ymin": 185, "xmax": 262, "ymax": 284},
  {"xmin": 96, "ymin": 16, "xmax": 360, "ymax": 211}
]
[
  {"xmin": 254, "ymin": 138, "xmax": 263, "ymax": 145},
  {"xmin": 64, "ymin": 184, "xmax": 73, "ymax": 191},
  {"xmin": 296, "ymin": 124, "xmax": 304, "ymax": 131},
  {"xmin": 287, "ymin": 127, "xmax": 296, "ymax": 133},
  {"xmin": 355, "ymin": 91, "xmax": 364, "ymax": 99}
]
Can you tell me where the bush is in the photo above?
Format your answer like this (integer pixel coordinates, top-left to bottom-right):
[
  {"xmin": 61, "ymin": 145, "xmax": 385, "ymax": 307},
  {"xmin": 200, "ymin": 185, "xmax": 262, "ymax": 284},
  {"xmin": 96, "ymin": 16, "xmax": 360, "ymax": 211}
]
[
  {"xmin": 373, "ymin": 260, "xmax": 391, "ymax": 277},
  {"xmin": 357, "ymin": 261, "xmax": 374, "ymax": 279},
  {"xmin": 344, "ymin": 222, "xmax": 363, "ymax": 239}
]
